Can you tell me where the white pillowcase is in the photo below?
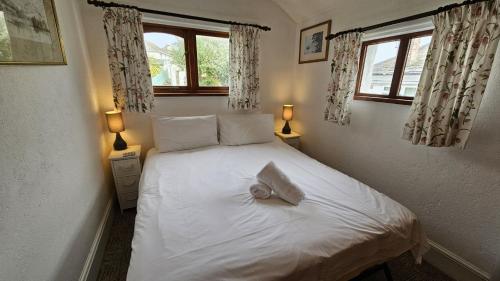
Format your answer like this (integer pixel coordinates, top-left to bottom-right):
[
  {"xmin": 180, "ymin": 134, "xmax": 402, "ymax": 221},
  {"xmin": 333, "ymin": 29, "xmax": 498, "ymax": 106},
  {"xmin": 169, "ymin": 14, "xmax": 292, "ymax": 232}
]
[
  {"xmin": 218, "ymin": 114, "xmax": 274, "ymax": 145},
  {"xmin": 152, "ymin": 115, "xmax": 219, "ymax": 152}
]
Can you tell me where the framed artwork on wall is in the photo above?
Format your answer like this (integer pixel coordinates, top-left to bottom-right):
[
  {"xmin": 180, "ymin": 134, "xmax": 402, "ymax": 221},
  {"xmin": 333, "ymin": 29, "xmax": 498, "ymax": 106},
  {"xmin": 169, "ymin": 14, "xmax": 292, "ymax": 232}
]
[
  {"xmin": 298, "ymin": 20, "xmax": 331, "ymax": 64},
  {"xmin": 0, "ymin": 0, "xmax": 66, "ymax": 65}
]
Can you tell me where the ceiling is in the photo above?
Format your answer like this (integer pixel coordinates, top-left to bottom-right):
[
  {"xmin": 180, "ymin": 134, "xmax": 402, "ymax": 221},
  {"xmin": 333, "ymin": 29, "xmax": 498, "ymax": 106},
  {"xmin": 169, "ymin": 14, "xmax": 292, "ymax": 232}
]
[
  {"xmin": 270, "ymin": 0, "xmax": 458, "ymax": 25},
  {"xmin": 270, "ymin": 0, "xmax": 341, "ymax": 23}
]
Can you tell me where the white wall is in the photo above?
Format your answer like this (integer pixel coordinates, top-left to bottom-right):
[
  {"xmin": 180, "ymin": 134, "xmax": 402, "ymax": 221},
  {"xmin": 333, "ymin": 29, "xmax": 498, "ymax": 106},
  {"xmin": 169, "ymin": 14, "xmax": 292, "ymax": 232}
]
[
  {"xmin": 0, "ymin": 0, "xmax": 112, "ymax": 280},
  {"xmin": 291, "ymin": 0, "xmax": 500, "ymax": 275},
  {"xmin": 81, "ymin": 0, "xmax": 297, "ymax": 154}
]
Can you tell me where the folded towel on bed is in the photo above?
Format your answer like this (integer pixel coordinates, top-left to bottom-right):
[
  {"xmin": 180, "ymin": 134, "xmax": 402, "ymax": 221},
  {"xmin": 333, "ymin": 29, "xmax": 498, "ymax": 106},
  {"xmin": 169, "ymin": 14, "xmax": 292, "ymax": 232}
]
[
  {"xmin": 249, "ymin": 180, "xmax": 273, "ymax": 199},
  {"xmin": 257, "ymin": 161, "xmax": 305, "ymax": 205}
]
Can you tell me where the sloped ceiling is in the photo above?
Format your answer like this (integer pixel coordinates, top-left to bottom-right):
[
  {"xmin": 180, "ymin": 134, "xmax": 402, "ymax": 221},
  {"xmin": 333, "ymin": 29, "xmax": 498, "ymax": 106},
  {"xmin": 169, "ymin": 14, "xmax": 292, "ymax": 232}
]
[
  {"xmin": 271, "ymin": 0, "xmax": 342, "ymax": 24},
  {"xmin": 271, "ymin": 0, "xmax": 458, "ymax": 25}
]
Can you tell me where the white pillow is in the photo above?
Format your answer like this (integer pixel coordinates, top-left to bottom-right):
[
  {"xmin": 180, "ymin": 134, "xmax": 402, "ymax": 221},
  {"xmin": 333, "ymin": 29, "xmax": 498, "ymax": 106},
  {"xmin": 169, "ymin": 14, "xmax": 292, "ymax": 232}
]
[
  {"xmin": 218, "ymin": 114, "xmax": 274, "ymax": 145},
  {"xmin": 152, "ymin": 115, "xmax": 219, "ymax": 152}
]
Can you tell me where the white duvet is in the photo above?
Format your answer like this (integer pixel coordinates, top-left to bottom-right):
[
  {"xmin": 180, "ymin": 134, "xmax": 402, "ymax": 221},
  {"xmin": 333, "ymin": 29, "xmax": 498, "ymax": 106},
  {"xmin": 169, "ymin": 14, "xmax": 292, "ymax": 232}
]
[{"xmin": 128, "ymin": 139, "xmax": 428, "ymax": 281}]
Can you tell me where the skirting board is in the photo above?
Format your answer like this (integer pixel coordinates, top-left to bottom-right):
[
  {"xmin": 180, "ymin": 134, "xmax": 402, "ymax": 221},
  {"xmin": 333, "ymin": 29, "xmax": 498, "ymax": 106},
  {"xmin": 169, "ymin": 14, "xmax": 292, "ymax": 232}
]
[
  {"xmin": 425, "ymin": 239, "xmax": 491, "ymax": 281},
  {"xmin": 78, "ymin": 198, "xmax": 114, "ymax": 281}
]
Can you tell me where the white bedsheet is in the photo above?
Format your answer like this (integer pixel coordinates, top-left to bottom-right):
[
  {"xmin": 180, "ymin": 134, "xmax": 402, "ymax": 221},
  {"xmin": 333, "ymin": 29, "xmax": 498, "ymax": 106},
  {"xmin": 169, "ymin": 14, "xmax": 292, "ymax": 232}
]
[{"xmin": 128, "ymin": 139, "xmax": 428, "ymax": 281}]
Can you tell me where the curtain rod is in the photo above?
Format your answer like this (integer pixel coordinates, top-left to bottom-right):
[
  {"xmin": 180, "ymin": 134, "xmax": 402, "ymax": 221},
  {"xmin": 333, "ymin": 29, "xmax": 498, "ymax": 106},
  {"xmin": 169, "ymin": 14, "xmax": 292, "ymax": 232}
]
[
  {"xmin": 87, "ymin": 0, "xmax": 272, "ymax": 31},
  {"xmin": 325, "ymin": 0, "xmax": 491, "ymax": 40}
]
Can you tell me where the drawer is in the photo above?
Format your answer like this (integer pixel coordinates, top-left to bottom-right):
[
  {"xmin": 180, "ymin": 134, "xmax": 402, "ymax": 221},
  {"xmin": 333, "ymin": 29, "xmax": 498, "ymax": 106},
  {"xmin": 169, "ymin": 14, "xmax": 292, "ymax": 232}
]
[
  {"xmin": 112, "ymin": 158, "xmax": 141, "ymax": 177},
  {"xmin": 115, "ymin": 175, "xmax": 140, "ymax": 193},
  {"xmin": 118, "ymin": 191, "xmax": 138, "ymax": 210}
]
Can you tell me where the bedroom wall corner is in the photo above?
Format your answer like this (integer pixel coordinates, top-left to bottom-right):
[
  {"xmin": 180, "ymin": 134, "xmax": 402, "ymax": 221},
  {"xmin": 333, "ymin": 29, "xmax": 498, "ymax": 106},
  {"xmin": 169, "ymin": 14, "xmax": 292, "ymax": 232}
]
[
  {"xmin": 288, "ymin": 0, "xmax": 500, "ymax": 277},
  {"xmin": 0, "ymin": 0, "xmax": 113, "ymax": 280},
  {"xmin": 80, "ymin": 0, "xmax": 298, "ymax": 154}
]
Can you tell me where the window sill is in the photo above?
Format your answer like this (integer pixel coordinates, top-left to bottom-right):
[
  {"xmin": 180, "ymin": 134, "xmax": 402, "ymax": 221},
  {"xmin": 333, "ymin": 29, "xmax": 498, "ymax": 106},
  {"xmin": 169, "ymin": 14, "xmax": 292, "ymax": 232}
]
[
  {"xmin": 154, "ymin": 92, "xmax": 228, "ymax": 97},
  {"xmin": 354, "ymin": 95, "xmax": 413, "ymax": 105},
  {"xmin": 153, "ymin": 87, "xmax": 229, "ymax": 97}
]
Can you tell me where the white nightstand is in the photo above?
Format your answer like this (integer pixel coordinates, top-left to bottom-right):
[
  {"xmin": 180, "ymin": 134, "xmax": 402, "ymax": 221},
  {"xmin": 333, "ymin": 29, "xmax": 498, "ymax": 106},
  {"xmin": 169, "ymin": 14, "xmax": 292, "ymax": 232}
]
[
  {"xmin": 275, "ymin": 131, "xmax": 301, "ymax": 150},
  {"xmin": 109, "ymin": 145, "xmax": 142, "ymax": 212}
]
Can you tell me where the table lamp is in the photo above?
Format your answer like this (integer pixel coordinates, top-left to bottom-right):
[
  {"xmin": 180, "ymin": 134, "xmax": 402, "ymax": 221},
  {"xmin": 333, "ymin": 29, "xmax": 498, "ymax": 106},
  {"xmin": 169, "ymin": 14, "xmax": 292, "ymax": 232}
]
[
  {"xmin": 281, "ymin": 104, "xmax": 294, "ymax": 134},
  {"xmin": 105, "ymin": 110, "xmax": 128, "ymax": 151}
]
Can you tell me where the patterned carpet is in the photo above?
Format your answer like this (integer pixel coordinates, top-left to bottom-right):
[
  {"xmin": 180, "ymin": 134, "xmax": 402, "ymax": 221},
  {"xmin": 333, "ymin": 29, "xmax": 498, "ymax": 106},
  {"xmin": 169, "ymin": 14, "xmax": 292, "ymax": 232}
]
[{"xmin": 97, "ymin": 208, "xmax": 455, "ymax": 281}]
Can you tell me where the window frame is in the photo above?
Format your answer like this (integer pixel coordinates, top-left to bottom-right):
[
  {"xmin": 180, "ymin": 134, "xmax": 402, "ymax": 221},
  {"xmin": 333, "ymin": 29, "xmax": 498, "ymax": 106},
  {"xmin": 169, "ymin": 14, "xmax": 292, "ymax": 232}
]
[
  {"xmin": 143, "ymin": 23, "xmax": 229, "ymax": 96},
  {"xmin": 354, "ymin": 30, "xmax": 433, "ymax": 105}
]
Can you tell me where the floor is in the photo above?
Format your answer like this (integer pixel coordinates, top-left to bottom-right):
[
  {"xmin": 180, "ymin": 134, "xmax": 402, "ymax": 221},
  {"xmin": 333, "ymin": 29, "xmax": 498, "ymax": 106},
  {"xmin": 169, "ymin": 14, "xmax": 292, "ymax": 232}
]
[{"xmin": 97, "ymin": 208, "xmax": 455, "ymax": 281}]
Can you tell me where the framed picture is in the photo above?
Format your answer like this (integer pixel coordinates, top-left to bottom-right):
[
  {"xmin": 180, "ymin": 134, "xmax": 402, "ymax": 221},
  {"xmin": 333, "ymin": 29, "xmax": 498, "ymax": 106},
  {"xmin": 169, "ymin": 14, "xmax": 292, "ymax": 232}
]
[
  {"xmin": 298, "ymin": 20, "xmax": 331, "ymax": 64},
  {"xmin": 0, "ymin": 0, "xmax": 66, "ymax": 65}
]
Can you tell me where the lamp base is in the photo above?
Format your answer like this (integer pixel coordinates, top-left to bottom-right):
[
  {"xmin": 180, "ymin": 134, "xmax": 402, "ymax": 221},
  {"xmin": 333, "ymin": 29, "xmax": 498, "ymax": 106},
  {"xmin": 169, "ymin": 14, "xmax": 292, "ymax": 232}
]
[
  {"xmin": 113, "ymin": 132, "xmax": 128, "ymax": 151},
  {"xmin": 281, "ymin": 120, "xmax": 291, "ymax": 134}
]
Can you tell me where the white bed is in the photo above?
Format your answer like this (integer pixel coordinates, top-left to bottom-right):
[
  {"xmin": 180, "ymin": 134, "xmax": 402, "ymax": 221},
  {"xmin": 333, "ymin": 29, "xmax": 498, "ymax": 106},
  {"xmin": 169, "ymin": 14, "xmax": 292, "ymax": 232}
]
[{"xmin": 127, "ymin": 138, "xmax": 428, "ymax": 281}]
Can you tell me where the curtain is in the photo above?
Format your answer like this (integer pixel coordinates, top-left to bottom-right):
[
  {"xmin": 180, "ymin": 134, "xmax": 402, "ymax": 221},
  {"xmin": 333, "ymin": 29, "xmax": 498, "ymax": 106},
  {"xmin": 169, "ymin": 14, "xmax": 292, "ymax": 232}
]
[
  {"xmin": 324, "ymin": 32, "xmax": 363, "ymax": 125},
  {"xmin": 103, "ymin": 7, "xmax": 154, "ymax": 113},
  {"xmin": 228, "ymin": 25, "xmax": 261, "ymax": 110},
  {"xmin": 402, "ymin": 0, "xmax": 500, "ymax": 148}
]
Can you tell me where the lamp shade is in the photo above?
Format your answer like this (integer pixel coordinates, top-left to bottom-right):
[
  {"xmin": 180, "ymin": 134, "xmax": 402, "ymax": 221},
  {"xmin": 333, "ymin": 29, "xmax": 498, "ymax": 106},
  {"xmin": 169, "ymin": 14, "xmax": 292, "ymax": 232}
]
[
  {"xmin": 282, "ymin": 105, "xmax": 294, "ymax": 121},
  {"xmin": 105, "ymin": 111, "xmax": 125, "ymax": 133}
]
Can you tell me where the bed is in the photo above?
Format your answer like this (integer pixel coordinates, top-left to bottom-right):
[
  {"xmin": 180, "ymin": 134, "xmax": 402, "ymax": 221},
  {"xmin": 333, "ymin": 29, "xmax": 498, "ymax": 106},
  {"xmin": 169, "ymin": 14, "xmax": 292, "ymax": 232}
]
[{"xmin": 127, "ymin": 138, "xmax": 428, "ymax": 281}]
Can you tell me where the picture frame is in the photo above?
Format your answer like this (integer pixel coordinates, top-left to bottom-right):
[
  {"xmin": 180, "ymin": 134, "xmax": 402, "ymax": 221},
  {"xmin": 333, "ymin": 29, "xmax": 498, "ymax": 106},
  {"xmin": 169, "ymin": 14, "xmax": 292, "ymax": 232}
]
[
  {"xmin": 0, "ymin": 0, "xmax": 66, "ymax": 65},
  {"xmin": 298, "ymin": 20, "xmax": 331, "ymax": 64}
]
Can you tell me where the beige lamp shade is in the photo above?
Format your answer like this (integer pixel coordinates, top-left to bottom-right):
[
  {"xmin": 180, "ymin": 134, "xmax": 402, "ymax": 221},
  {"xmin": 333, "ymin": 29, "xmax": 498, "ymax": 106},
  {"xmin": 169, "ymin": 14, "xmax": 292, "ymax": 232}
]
[
  {"xmin": 105, "ymin": 111, "xmax": 125, "ymax": 133},
  {"xmin": 282, "ymin": 105, "xmax": 294, "ymax": 121}
]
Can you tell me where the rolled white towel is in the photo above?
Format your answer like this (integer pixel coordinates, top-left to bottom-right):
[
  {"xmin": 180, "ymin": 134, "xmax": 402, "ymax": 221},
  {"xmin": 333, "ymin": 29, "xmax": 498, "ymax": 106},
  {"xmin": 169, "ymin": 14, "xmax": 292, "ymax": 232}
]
[
  {"xmin": 256, "ymin": 161, "xmax": 305, "ymax": 205},
  {"xmin": 249, "ymin": 180, "xmax": 272, "ymax": 199}
]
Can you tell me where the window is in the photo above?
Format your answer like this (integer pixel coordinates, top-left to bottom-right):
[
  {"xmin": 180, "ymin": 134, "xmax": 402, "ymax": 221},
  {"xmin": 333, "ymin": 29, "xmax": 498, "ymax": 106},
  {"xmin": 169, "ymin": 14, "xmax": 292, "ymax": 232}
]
[
  {"xmin": 143, "ymin": 23, "xmax": 229, "ymax": 96},
  {"xmin": 355, "ymin": 31, "xmax": 433, "ymax": 105}
]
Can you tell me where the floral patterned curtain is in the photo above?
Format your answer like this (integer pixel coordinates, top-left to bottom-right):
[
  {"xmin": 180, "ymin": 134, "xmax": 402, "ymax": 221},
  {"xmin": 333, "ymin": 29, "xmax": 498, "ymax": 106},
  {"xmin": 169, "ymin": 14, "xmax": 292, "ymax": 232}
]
[
  {"xmin": 103, "ymin": 7, "xmax": 154, "ymax": 113},
  {"xmin": 324, "ymin": 32, "xmax": 363, "ymax": 125},
  {"xmin": 402, "ymin": 0, "xmax": 500, "ymax": 148},
  {"xmin": 228, "ymin": 25, "xmax": 261, "ymax": 110}
]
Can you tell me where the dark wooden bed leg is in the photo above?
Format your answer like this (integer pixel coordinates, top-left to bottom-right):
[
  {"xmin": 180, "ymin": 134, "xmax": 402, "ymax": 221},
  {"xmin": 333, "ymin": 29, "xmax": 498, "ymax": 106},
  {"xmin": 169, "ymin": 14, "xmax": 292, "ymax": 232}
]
[{"xmin": 383, "ymin": 263, "xmax": 393, "ymax": 281}]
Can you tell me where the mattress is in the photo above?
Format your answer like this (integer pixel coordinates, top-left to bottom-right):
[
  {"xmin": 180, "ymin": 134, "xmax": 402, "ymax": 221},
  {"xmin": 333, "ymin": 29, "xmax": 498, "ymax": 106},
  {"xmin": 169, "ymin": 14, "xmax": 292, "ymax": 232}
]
[{"xmin": 127, "ymin": 138, "xmax": 428, "ymax": 281}]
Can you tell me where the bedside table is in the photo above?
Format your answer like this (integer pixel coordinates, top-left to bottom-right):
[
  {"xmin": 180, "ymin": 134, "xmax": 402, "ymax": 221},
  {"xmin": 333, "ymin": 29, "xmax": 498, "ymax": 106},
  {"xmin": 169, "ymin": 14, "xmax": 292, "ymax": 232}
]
[
  {"xmin": 275, "ymin": 131, "xmax": 301, "ymax": 149},
  {"xmin": 109, "ymin": 145, "xmax": 142, "ymax": 212}
]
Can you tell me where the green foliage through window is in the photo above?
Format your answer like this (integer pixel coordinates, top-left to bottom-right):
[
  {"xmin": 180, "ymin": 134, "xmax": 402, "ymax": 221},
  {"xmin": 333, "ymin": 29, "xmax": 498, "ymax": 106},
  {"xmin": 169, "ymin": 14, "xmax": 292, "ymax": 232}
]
[
  {"xmin": 196, "ymin": 35, "xmax": 229, "ymax": 87},
  {"xmin": 143, "ymin": 24, "xmax": 230, "ymax": 94}
]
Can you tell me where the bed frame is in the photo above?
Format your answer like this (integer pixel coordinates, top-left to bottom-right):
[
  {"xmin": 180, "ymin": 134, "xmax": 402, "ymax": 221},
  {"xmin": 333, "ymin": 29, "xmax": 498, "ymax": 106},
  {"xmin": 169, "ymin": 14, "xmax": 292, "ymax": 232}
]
[{"xmin": 350, "ymin": 263, "xmax": 393, "ymax": 281}]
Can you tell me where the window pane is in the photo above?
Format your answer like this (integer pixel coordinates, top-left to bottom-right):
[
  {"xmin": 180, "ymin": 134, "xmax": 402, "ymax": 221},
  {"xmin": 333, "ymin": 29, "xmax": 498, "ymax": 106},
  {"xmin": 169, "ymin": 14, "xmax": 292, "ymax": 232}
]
[
  {"xmin": 399, "ymin": 35, "xmax": 432, "ymax": 97},
  {"xmin": 144, "ymin": 32, "xmax": 187, "ymax": 87},
  {"xmin": 360, "ymin": 40, "xmax": 400, "ymax": 95},
  {"xmin": 196, "ymin": 35, "xmax": 229, "ymax": 87}
]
